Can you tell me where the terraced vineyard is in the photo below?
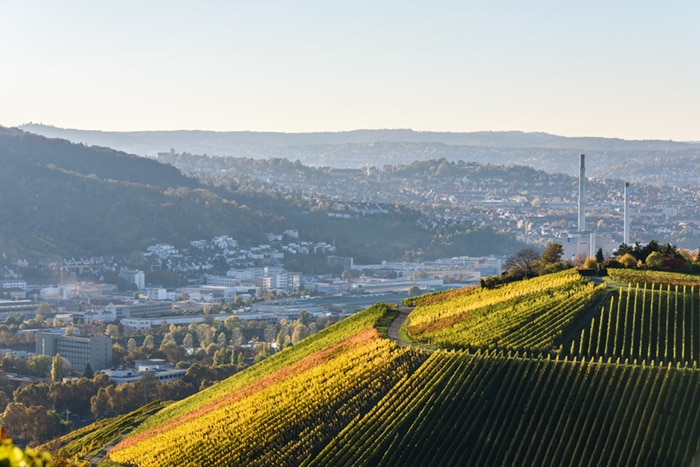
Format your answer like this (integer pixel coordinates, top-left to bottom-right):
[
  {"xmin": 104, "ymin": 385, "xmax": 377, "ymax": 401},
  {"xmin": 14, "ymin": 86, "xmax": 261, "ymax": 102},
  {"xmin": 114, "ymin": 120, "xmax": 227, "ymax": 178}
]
[{"xmin": 94, "ymin": 270, "xmax": 700, "ymax": 466}]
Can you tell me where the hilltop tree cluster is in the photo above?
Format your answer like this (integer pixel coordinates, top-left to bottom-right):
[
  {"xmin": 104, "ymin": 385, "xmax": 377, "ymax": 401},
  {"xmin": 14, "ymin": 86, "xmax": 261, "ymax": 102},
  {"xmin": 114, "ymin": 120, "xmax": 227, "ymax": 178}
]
[
  {"xmin": 484, "ymin": 239, "xmax": 700, "ymax": 289},
  {"xmin": 610, "ymin": 240, "xmax": 698, "ymax": 272}
]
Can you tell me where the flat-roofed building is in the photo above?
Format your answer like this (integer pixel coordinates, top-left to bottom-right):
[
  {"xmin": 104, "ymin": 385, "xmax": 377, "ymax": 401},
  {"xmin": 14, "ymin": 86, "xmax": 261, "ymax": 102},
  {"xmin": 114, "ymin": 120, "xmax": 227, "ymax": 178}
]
[
  {"xmin": 36, "ymin": 332, "xmax": 112, "ymax": 372},
  {"xmin": 104, "ymin": 301, "xmax": 173, "ymax": 319}
]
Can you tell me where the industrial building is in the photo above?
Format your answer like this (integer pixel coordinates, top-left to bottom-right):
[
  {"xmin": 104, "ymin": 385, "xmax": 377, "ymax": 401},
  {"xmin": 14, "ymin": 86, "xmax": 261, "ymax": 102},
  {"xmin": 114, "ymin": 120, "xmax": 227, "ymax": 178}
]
[
  {"xmin": 562, "ymin": 154, "xmax": 614, "ymax": 260},
  {"xmin": 35, "ymin": 332, "xmax": 113, "ymax": 372}
]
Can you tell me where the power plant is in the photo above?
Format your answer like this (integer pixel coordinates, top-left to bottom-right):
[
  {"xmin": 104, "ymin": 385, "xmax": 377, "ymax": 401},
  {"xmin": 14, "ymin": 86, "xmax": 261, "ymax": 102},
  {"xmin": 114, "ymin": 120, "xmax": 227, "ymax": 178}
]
[{"xmin": 561, "ymin": 154, "xmax": 613, "ymax": 260}]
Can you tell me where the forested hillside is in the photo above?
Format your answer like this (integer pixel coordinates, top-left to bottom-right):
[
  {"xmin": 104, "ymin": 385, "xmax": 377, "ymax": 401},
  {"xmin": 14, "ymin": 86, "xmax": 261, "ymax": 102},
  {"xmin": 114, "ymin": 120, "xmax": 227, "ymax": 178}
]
[
  {"xmin": 0, "ymin": 128, "xmax": 279, "ymax": 257},
  {"xmin": 0, "ymin": 127, "xmax": 519, "ymax": 261}
]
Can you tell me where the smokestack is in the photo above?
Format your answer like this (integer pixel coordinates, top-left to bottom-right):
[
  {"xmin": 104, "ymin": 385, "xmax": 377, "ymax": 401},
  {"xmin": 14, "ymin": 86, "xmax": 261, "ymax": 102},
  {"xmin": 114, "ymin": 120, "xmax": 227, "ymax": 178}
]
[
  {"xmin": 623, "ymin": 182, "xmax": 630, "ymax": 245},
  {"xmin": 578, "ymin": 154, "xmax": 586, "ymax": 232}
]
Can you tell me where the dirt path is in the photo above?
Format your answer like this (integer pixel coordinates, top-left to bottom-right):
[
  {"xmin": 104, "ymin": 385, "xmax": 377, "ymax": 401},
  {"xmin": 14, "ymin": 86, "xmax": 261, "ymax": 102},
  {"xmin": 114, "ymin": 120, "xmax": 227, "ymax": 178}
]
[{"xmin": 388, "ymin": 307, "xmax": 413, "ymax": 346}]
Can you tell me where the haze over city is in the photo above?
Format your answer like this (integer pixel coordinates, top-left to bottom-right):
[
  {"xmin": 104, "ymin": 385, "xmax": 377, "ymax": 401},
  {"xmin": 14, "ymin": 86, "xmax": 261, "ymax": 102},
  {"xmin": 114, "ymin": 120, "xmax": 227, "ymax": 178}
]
[{"xmin": 2, "ymin": 1, "xmax": 699, "ymax": 141}]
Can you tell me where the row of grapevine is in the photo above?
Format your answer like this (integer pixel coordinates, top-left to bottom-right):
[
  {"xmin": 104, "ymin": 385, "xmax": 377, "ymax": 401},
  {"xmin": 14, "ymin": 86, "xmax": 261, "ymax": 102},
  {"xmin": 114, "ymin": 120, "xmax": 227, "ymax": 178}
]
[
  {"xmin": 608, "ymin": 268, "xmax": 700, "ymax": 287},
  {"xmin": 309, "ymin": 349, "xmax": 468, "ymax": 466},
  {"xmin": 309, "ymin": 351, "xmax": 700, "ymax": 466},
  {"xmin": 568, "ymin": 282, "xmax": 700, "ymax": 364},
  {"xmin": 110, "ymin": 328, "xmax": 427, "ymax": 466},
  {"xmin": 408, "ymin": 270, "xmax": 599, "ymax": 351}
]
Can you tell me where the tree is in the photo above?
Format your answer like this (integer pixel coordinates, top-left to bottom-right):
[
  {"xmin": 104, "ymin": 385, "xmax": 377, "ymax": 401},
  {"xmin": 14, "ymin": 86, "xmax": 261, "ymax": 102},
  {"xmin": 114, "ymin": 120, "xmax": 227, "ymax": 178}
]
[
  {"xmin": 105, "ymin": 324, "xmax": 120, "ymax": 340},
  {"xmin": 84, "ymin": 363, "xmax": 94, "ymax": 379},
  {"xmin": 51, "ymin": 354, "xmax": 64, "ymax": 382},
  {"xmin": 161, "ymin": 342, "xmax": 185, "ymax": 363},
  {"xmin": 183, "ymin": 333, "xmax": 194, "ymax": 349},
  {"xmin": 408, "ymin": 286, "xmax": 422, "ymax": 297},
  {"xmin": 505, "ymin": 248, "xmax": 541, "ymax": 278},
  {"xmin": 616, "ymin": 242, "xmax": 634, "ymax": 257},
  {"xmin": 224, "ymin": 316, "xmax": 241, "ymax": 333},
  {"xmin": 291, "ymin": 324, "xmax": 309, "ymax": 345},
  {"xmin": 27, "ymin": 355, "xmax": 52, "ymax": 377},
  {"xmin": 35, "ymin": 302, "xmax": 52, "ymax": 321},
  {"xmin": 213, "ymin": 348, "xmax": 232, "ymax": 366},
  {"xmin": 142, "ymin": 335, "xmax": 155, "ymax": 350},
  {"xmin": 0, "ymin": 402, "xmax": 68, "ymax": 445},
  {"xmin": 540, "ymin": 243, "xmax": 564, "ymax": 264},
  {"xmin": 0, "ymin": 392, "xmax": 8, "ymax": 413},
  {"xmin": 264, "ymin": 324, "xmax": 277, "ymax": 343},
  {"xmin": 646, "ymin": 251, "xmax": 664, "ymax": 269},
  {"xmin": 230, "ymin": 328, "xmax": 244, "ymax": 348},
  {"xmin": 659, "ymin": 242, "xmax": 680, "ymax": 258},
  {"xmin": 619, "ymin": 253, "xmax": 638, "ymax": 268},
  {"xmin": 595, "ymin": 248, "xmax": 605, "ymax": 264},
  {"xmin": 13, "ymin": 384, "xmax": 51, "ymax": 410},
  {"xmin": 216, "ymin": 332, "xmax": 227, "ymax": 346},
  {"xmin": 160, "ymin": 333, "xmax": 176, "ymax": 349},
  {"xmin": 582, "ymin": 257, "xmax": 599, "ymax": 270},
  {"xmin": 253, "ymin": 343, "xmax": 272, "ymax": 363},
  {"xmin": 297, "ymin": 310, "xmax": 312, "ymax": 327},
  {"xmin": 91, "ymin": 385, "xmax": 117, "ymax": 419}
]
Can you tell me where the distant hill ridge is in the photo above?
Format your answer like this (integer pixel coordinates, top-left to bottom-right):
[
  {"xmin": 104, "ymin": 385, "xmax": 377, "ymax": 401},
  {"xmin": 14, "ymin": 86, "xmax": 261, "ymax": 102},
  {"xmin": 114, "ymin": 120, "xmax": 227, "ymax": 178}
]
[
  {"xmin": 19, "ymin": 124, "xmax": 700, "ymax": 186},
  {"xmin": 19, "ymin": 123, "xmax": 695, "ymax": 151}
]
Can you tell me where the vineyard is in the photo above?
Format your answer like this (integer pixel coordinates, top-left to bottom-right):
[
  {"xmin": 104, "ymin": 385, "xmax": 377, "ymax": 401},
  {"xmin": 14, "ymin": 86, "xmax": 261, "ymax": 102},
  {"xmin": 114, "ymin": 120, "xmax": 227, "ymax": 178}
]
[
  {"xmin": 76, "ymin": 270, "xmax": 700, "ymax": 466},
  {"xmin": 312, "ymin": 351, "xmax": 699, "ymax": 466},
  {"xmin": 567, "ymin": 282, "xmax": 700, "ymax": 364},
  {"xmin": 108, "ymin": 305, "xmax": 427, "ymax": 466},
  {"xmin": 406, "ymin": 269, "xmax": 603, "ymax": 352}
]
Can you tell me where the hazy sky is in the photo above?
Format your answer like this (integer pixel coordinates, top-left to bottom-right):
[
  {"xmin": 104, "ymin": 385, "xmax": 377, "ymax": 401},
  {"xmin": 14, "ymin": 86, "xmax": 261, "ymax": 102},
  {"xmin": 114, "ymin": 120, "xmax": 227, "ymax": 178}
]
[{"xmin": 1, "ymin": 1, "xmax": 699, "ymax": 140}]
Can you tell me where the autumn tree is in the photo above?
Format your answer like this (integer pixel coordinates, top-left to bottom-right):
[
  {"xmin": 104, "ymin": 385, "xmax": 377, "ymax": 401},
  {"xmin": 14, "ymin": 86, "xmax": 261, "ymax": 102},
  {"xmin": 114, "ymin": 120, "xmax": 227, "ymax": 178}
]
[
  {"xmin": 13, "ymin": 384, "xmax": 51, "ymax": 410},
  {"xmin": 619, "ymin": 253, "xmax": 639, "ymax": 268},
  {"xmin": 645, "ymin": 251, "xmax": 664, "ymax": 269},
  {"xmin": 504, "ymin": 248, "xmax": 541, "ymax": 278},
  {"xmin": 291, "ymin": 323, "xmax": 310, "ymax": 344},
  {"xmin": 50, "ymin": 354, "xmax": 64, "ymax": 382},
  {"xmin": 0, "ymin": 402, "xmax": 68, "ymax": 445},
  {"xmin": 540, "ymin": 243, "xmax": 564, "ymax": 264}
]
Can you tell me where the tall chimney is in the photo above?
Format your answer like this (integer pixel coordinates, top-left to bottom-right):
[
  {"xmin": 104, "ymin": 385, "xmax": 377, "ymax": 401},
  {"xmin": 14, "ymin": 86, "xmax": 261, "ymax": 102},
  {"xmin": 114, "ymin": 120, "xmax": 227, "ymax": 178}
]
[
  {"xmin": 623, "ymin": 182, "xmax": 630, "ymax": 245},
  {"xmin": 578, "ymin": 154, "xmax": 586, "ymax": 232}
]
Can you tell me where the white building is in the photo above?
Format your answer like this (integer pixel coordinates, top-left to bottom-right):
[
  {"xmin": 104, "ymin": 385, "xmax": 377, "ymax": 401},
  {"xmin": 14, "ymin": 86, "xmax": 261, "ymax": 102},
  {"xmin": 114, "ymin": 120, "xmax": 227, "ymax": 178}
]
[
  {"xmin": 120, "ymin": 269, "xmax": 145, "ymax": 290},
  {"xmin": 562, "ymin": 232, "xmax": 613, "ymax": 260},
  {"xmin": 206, "ymin": 275, "xmax": 239, "ymax": 287},
  {"xmin": 101, "ymin": 359, "xmax": 186, "ymax": 384},
  {"xmin": 2, "ymin": 280, "xmax": 27, "ymax": 290},
  {"xmin": 147, "ymin": 288, "xmax": 168, "ymax": 300}
]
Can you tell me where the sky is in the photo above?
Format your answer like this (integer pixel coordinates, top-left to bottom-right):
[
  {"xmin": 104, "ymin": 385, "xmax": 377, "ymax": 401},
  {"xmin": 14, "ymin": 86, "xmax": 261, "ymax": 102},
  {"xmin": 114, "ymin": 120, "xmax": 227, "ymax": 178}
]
[{"xmin": 1, "ymin": 1, "xmax": 699, "ymax": 141}]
